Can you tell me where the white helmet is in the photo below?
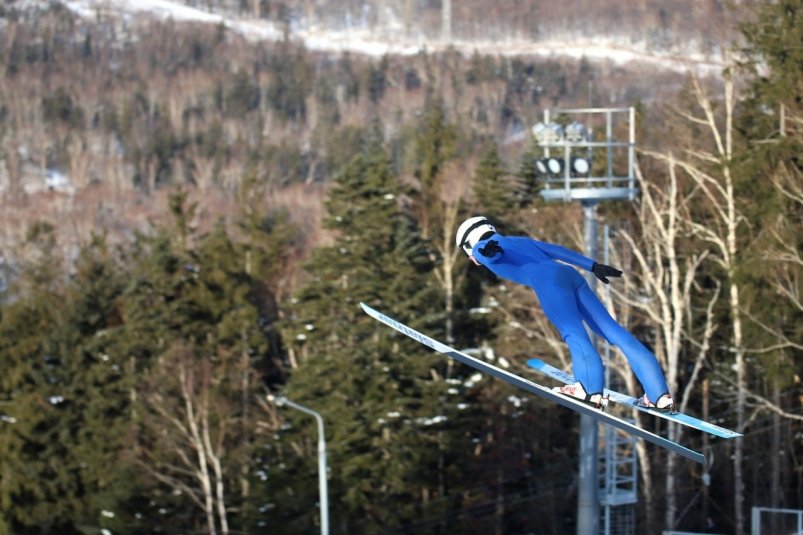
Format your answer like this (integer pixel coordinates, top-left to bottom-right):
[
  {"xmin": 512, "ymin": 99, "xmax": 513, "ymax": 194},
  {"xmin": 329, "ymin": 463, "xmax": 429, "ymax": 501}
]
[{"xmin": 456, "ymin": 216, "xmax": 496, "ymax": 257}]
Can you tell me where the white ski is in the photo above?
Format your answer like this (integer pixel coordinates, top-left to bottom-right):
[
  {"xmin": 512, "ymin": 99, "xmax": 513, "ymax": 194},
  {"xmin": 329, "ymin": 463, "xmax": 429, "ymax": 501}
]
[
  {"xmin": 527, "ymin": 359, "xmax": 742, "ymax": 439},
  {"xmin": 360, "ymin": 302, "xmax": 706, "ymax": 465}
]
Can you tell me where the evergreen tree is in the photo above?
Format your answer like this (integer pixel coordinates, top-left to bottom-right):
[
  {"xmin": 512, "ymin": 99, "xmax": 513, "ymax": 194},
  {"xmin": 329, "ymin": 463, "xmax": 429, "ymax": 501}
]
[
  {"xmin": 365, "ymin": 56, "xmax": 389, "ymax": 104},
  {"xmin": 54, "ymin": 234, "xmax": 139, "ymax": 533},
  {"xmin": 733, "ymin": 0, "xmax": 803, "ymax": 517},
  {"xmin": 737, "ymin": 0, "xmax": 803, "ymax": 378},
  {"xmin": 274, "ymin": 140, "xmax": 476, "ymax": 532},
  {"xmin": 465, "ymin": 142, "xmax": 579, "ymax": 534},
  {"xmin": 120, "ymin": 195, "xmax": 289, "ymax": 533},
  {"xmin": 414, "ymin": 98, "xmax": 456, "ymax": 195},
  {"xmin": 111, "ymin": 219, "xmax": 219, "ymax": 531},
  {"xmin": 517, "ymin": 138, "xmax": 544, "ymax": 203},
  {"xmin": 236, "ymin": 175, "xmax": 300, "ymax": 384},
  {"xmin": 408, "ymin": 107, "xmax": 573, "ymax": 532},
  {"xmin": 267, "ymin": 43, "xmax": 313, "ymax": 122},
  {"xmin": 0, "ymin": 224, "xmax": 80, "ymax": 533},
  {"xmin": 226, "ymin": 68, "xmax": 261, "ymax": 118},
  {"xmin": 471, "ymin": 141, "xmax": 525, "ymax": 230}
]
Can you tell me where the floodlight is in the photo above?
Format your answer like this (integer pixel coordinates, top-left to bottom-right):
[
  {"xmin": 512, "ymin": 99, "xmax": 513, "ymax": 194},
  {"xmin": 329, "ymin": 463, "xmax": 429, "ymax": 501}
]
[
  {"xmin": 571, "ymin": 157, "xmax": 590, "ymax": 175},
  {"xmin": 546, "ymin": 123, "xmax": 564, "ymax": 143},
  {"xmin": 531, "ymin": 122, "xmax": 548, "ymax": 143},
  {"xmin": 546, "ymin": 157, "xmax": 563, "ymax": 175},
  {"xmin": 532, "ymin": 122, "xmax": 564, "ymax": 145},
  {"xmin": 535, "ymin": 158, "xmax": 549, "ymax": 175},
  {"xmin": 565, "ymin": 121, "xmax": 587, "ymax": 143}
]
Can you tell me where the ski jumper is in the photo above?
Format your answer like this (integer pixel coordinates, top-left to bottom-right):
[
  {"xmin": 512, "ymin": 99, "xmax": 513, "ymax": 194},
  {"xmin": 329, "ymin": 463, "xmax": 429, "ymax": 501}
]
[{"xmin": 472, "ymin": 234, "xmax": 669, "ymax": 402}]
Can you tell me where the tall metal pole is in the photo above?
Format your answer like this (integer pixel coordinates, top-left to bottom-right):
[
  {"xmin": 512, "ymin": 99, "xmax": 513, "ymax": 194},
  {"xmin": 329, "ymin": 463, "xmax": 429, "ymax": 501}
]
[
  {"xmin": 577, "ymin": 201, "xmax": 600, "ymax": 534},
  {"xmin": 536, "ymin": 107, "xmax": 639, "ymax": 535},
  {"xmin": 268, "ymin": 395, "xmax": 330, "ymax": 535}
]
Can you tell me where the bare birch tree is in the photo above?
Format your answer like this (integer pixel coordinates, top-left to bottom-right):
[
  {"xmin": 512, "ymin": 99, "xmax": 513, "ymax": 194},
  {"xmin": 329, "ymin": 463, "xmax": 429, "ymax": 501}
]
[
  {"xmin": 739, "ymin": 106, "xmax": 803, "ymax": 513},
  {"xmin": 140, "ymin": 345, "xmax": 231, "ymax": 535},
  {"xmin": 610, "ymin": 153, "xmax": 719, "ymax": 529},
  {"xmin": 752, "ymin": 138, "xmax": 803, "ymax": 359},
  {"xmin": 655, "ymin": 67, "xmax": 751, "ymax": 534},
  {"xmin": 428, "ymin": 160, "xmax": 472, "ymax": 344}
]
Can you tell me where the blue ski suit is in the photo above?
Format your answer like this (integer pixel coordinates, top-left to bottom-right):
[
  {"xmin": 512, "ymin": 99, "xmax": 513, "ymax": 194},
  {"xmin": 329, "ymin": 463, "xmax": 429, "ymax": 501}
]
[{"xmin": 472, "ymin": 233, "xmax": 669, "ymax": 402}]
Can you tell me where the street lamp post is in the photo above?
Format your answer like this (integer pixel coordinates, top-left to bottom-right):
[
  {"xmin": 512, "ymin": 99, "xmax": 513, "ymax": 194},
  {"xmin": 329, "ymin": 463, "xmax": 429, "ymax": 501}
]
[{"xmin": 267, "ymin": 395, "xmax": 329, "ymax": 535}]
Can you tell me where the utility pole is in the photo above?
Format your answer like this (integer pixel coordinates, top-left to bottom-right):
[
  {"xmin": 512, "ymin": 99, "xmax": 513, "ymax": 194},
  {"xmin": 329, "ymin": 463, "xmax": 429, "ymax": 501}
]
[
  {"xmin": 532, "ymin": 107, "xmax": 639, "ymax": 535},
  {"xmin": 576, "ymin": 202, "xmax": 600, "ymax": 534}
]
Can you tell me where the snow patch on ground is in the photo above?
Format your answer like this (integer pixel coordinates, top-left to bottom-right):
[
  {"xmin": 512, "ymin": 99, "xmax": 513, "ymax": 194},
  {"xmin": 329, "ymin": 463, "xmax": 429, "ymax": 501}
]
[{"xmin": 61, "ymin": 0, "xmax": 725, "ymax": 74}]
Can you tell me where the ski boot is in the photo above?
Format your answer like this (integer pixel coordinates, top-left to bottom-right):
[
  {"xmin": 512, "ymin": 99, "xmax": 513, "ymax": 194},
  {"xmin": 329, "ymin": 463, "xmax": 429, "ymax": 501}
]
[
  {"xmin": 552, "ymin": 383, "xmax": 609, "ymax": 411},
  {"xmin": 636, "ymin": 392, "xmax": 675, "ymax": 413}
]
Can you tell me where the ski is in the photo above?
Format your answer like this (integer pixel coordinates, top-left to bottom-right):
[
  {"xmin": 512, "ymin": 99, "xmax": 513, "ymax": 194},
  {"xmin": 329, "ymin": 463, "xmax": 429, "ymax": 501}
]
[
  {"xmin": 527, "ymin": 358, "xmax": 742, "ymax": 439},
  {"xmin": 360, "ymin": 302, "xmax": 706, "ymax": 465}
]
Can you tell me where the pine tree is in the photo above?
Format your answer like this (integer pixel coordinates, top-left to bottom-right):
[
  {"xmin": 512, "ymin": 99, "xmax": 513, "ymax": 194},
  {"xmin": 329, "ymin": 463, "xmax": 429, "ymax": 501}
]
[
  {"xmin": 235, "ymin": 175, "xmax": 300, "ymax": 385},
  {"xmin": 465, "ymin": 141, "xmax": 580, "ymax": 533},
  {"xmin": 414, "ymin": 98, "xmax": 456, "ymax": 195},
  {"xmin": 119, "ymin": 195, "xmax": 289, "ymax": 533},
  {"xmin": 113, "ymin": 219, "xmax": 219, "ymax": 531},
  {"xmin": 53, "ymin": 234, "xmax": 139, "ymax": 533},
  {"xmin": 734, "ymin": 0, "xmax": 803, "ymax": 519},
  {"xmin": 1, "ymin": 227, "xmax": 175, "ymax": 533},
  {"xmin": 471, "ymin": 141, "xmax": 528, "ymax": 232},
  {"xmin": 274, "ymin": 140, "xmax": 479, "ymax": 532},
  {"xmin": 408, "ymin": 109, "xmax": 571, "ymax": 532},
  {"xmin": 0, "ymin": 224, "xmax": 81, "ymax": 533},
  {"xmin": 517, "ymin": 137, "xmax": 544, "ymax": 203},
  {"xmin": 737, "ymin": 0, "xmax": 803, "ymax": 383}
]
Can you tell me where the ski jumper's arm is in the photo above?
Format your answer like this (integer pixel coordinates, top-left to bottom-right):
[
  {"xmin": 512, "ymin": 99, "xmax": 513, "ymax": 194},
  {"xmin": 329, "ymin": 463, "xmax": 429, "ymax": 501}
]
[{"xmin": 534, "ymin": 240, "xmax": 595, "ymax": 271}]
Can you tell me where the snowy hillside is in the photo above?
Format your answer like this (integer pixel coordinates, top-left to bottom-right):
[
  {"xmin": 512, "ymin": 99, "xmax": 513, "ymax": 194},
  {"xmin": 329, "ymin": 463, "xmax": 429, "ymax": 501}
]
[
  {"xmin": 0, "ymin": 0, "xmax": 751, "ymax": 258},
  {"xmin": 60, "ymin": 0, "xmax": 739, "ymax": 73}
]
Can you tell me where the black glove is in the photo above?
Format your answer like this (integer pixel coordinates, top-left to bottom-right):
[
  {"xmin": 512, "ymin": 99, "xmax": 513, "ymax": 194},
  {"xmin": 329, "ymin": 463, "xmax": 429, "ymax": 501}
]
[
  {"xmin": 478, "ymin": 240, "xmax": 503, "ymax": 257},
  {"xmin": 592, "ymin": 262, "xmax": 622, "ymax": 284}
]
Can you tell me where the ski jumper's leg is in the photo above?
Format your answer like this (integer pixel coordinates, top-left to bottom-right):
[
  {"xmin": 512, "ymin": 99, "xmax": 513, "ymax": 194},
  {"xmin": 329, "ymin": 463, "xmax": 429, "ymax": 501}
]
[
  {"xmin": 575, "ymin": 283, "xmax": 670, "ymax": 401},
  {"xmin": 532, "ymin": 266, "xmax": 604, "ymax": 394}
]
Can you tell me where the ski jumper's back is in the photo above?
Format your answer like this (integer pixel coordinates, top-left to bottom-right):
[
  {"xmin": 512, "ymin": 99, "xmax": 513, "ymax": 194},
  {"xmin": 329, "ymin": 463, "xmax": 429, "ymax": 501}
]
[{"xmin": 470, "ymin": 235, "xmax": 594, "ymax": 290}]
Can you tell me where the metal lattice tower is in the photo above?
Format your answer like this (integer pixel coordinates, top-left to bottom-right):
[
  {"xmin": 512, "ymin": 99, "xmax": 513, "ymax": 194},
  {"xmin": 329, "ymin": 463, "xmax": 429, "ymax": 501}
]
[
  {"xmin": 533, "ymin": 107, "xmax": 639, "ymax": 535},
  {"xmin": 599, "ymin": 226, "xmax": 638, "ymax": 535}
]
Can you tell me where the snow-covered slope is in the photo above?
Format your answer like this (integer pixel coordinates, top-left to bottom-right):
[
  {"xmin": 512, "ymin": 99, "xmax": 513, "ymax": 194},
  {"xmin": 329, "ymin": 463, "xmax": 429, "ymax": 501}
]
[{"xmin": 62, "ymin": 0, "xmax": 727, "ymax": 73}]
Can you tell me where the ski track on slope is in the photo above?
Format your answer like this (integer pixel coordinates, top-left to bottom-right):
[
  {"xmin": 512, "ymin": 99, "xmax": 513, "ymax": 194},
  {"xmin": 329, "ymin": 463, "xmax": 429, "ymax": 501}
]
[{"xmin": 62, "ymin": 0, "xmax": 725, "ymax": 74}]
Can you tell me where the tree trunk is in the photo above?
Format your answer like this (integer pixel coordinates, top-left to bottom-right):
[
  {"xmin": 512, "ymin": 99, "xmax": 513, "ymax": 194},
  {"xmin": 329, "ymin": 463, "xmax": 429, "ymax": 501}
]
[
  {"xmin": 240, "ymin": 326, "xmax": 252, "ymax": 501},
  {"xmin": 770, "ymin": 379, "xmax": 781, "ymax": 509},
  {"xmin": 494, "ymin": 468, "xmax": 504, "ymax": 535},
  {"xmin": 635, "ymin": 436, "xmax": 654, "ymax": 532},
  {"xmin": 728, "ymin": 191, "xmax": 746, "ymax": 535},
  {"xmin": 702, "ymin": 378, "xmax": 710, "ymax": 526},
  {"xmin": 195, "ymin": 429, "xmax": 217, "ymax": 534},
  {"xmin": 203, "ymin": 410, "xmax": 229, "ymax": 535},
  {"xmin": 665, "ymin": 423, "xmax": 678, "ymax": 530},
  {"xmin": 183, "ymin": 367, "xmax": 218, "ymax": 535}
]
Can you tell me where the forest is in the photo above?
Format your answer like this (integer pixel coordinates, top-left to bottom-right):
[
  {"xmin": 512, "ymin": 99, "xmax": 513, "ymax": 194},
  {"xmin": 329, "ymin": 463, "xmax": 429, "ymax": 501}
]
[{"xmin": 0, "ymin": 1, "xmax": 800, "ymax": 534}]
